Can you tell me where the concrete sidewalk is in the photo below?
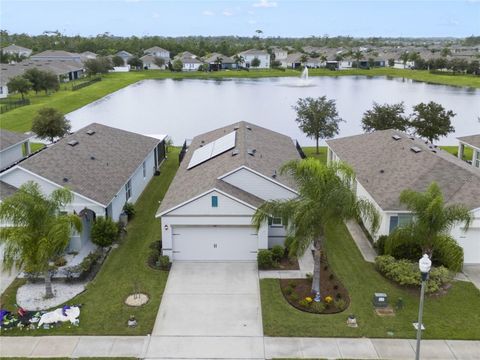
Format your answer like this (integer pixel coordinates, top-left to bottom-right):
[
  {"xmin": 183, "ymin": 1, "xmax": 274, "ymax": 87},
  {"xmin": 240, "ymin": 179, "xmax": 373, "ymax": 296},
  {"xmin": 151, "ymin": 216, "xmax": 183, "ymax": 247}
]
[
  {"xmin": 345, "ymin": 220, "xmax": 377, "ymax": 263},
  {"xmin": 2, "ymin": 335, "xmax": 480, "ymax": 359}
]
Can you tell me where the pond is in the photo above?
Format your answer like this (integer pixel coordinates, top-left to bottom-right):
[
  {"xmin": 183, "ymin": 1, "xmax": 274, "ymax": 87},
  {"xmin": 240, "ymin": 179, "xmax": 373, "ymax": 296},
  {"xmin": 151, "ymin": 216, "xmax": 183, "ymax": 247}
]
[{"xmin": 67, "ymin": 76, "xmax": 480, "ymax": 145}]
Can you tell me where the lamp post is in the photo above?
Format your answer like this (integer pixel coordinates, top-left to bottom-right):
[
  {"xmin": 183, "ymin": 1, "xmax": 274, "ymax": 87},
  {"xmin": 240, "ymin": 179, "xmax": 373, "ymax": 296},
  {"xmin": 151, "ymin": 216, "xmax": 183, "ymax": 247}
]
[{"xmin": 415, "ymin": 254, "xmax": 432, "ymax": 360}]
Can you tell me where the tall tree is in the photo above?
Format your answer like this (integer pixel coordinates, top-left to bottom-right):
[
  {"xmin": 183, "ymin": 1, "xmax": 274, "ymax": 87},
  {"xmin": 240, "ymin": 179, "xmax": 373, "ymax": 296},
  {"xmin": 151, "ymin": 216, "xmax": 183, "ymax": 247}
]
[
  {"xmin": 252, "ymin": 159, "xmax": 379, "ymax": 294},
  {"xmin": 0, "ymin": 182, "xmax": 82, "ymax": 298},
  {"xmin": 410, "ymin": 101, "xmax": 455, "ymax": 144},
  {"xmin": 292, "ymin": 96, "xmax": 344, "ymax": 154},
  {"xmin": 111, "ymin": 55, "xmax": 124, "ymax": 67},
  {"xmin": 353, "ymin": 50, "xmax": 364, "ymax": 68},
  {"xmin": 400, "ymin": 52, "xmax": 410, "ymax": 68},
  {"xmin": 361, "ymin": 102, "xmax": 409, "ymax": 132},
  {"xmin": 40, "ymin": 71, "xmax": 60, "ymax": 94},
  {"xmin": 127, "ymin": 56, "xmax": 143, "ymax": 70},
  {"xmin": 6, "ymin": 76, "xmax": 32, "ymax": 99},
  {"xmin": 214, "ymin": 56, "xmax": 223, "ymax": 71},
  {"xmin": 23, "ymin": 68, "xmax": 45, "ymax": 94},
  {"xmin": 233, "ymin": 54, "xmax": 244, "ymax": 69},
  {"xmin": 386, "ymin": 182, "xmax": 472, "ymax": 272},
  {"xmin": 31, "ymin": 107, "xmax": 71, "ymax": 142}
]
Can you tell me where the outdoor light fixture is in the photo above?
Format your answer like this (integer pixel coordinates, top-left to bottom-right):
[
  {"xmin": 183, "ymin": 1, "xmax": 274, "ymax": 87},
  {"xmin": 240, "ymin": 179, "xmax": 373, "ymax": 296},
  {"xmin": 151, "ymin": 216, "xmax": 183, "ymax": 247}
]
[
  {"xmin": 415, "ymin": 254, "xmax": 432, "ymax": 360},
  {"xmin": 164, "ymin": 224, "xmax": 169, "ymax": 231}
]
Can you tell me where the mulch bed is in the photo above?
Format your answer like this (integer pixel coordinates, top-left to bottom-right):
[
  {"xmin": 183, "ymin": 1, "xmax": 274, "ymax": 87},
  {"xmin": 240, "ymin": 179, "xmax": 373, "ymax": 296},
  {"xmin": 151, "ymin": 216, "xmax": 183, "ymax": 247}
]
[
  {"xmin": 276, "ymin": 255, "xmax": 300, "ymax": 270},
  {"xmin": 279, "ymin": 258, "xmax": 350, "ymax": 314}
]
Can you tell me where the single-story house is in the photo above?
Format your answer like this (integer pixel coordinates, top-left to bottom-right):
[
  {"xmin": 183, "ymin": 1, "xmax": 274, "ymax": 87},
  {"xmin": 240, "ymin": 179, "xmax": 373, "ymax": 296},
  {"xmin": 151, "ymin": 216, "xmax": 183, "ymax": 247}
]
[
  {"xmin": 174, "ymin": 52, "xmax": 203, "ymax": 71},
  {"xmin": 458, "ymin": 134, "xmax": 480, "ymax": 169},
  {"xmin": 30, "ymin": 50, "xmax": 82, "ymax": 63},
  {"xmin": 202, "ymin": 53, "xmax": 237, "ymax": 71},
  {"xmin": 237, "ymin": 49, "xmax": 270, "ymax": 69},
  {"xmin": 156, "ymin": 122, "xmax": 301, "ymax": 261},
  {"xmin": 0, "ymin": 123, "xmax": 167, "ymax": 252},
  {"xmin": 144, "ymin": 46, "xmax": 170, "ymax": 60},
  {"xmin": 0, "ymin": 129, "xmax": 32, "ymax": 171},
  {"xmin": 2, "ymin": 44, "xmax": 32, "ymax": 58},
  {"xmin": 326, "ymin": 130, "xmax": 480, "ymax": 264}
]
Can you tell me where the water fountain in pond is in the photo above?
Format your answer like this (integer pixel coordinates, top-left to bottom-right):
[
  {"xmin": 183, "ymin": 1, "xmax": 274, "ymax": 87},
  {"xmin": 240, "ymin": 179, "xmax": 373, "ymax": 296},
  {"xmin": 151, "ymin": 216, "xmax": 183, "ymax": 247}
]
[
  {"xmin": 281, "ymin": 66, "xmax": 315, "ymax": 87},
  {"xmin": 301, "ymin": 66, "xmax": 309, "ymax": 81}
]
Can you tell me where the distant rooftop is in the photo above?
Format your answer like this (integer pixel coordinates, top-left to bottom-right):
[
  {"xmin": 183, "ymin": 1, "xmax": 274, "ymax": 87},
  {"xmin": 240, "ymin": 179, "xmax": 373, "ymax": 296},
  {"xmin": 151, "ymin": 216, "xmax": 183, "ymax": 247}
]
[
  {"xmin": 458, "ymin": 134, "xmax": 480, "ymax": 150},
  {"xmin": 0, "ymin": 129, "xmax": 31, "ymax": 152}
]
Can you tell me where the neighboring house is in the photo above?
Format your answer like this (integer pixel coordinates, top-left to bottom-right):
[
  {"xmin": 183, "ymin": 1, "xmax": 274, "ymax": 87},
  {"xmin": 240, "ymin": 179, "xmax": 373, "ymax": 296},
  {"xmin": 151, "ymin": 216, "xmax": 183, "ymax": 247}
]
[
  {"xmin": 116, "ymin": 50, "xmax": 133, "ymax": 65},
  {"xmin": 326, "ymin": 130, "xmax": 480, "ymax": 264},
  {"xmin": 270, "ymin": 46, "xmax": 288, "ymax": 62},
  {"xmin": 2, "ymin": 44, "xmax": 33, "ymax": 57},
  {"xmin": 144, "ymin": 46, "xmax": 170, "ymax": 60},
  {"xmin": 281, "ymin": 53, "xmax": 302, "ymax": 69},
  {"xmin": 238, "ymin": 49, "xmax": 270, "ymax": 69},
  {"xmin": 174, "ymin": 52, "xmax": 203, "ymax": 71},
  {"xmin": 80, "ymin": 51, "xmax": 97, "ymax": 60},
  {"xmin": 202, "ymin": 53, "xmax": 236, "ymax": 71},
  {"xmin": 156, "ymin": 122, "xmax": 301, "ymax": 261},
  {"xmin": 458, "ymin": 134, "xmax": 480, "ymax": 169},
  {"xmin": 140, "ymin": 54, "xmax": 167, "ymax": 70},
  {"xmin": 0, "ymin": 123, "xmax": 167, "ymax": 252},
  {"xmin": 0, "ymin": 129, "xmax": 31, "ymax": 171},
  {"xmin": 30, "ymin": 50, "xmax": 83, "ymax": 63}
]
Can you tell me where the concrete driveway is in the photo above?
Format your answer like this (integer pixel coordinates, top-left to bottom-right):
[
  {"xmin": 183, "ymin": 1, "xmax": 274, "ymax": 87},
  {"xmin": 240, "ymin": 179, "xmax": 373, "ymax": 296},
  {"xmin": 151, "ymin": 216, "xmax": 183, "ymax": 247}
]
[{"xmin": 148, "ymin": 262, "xmax": 264, "ymax": 358}]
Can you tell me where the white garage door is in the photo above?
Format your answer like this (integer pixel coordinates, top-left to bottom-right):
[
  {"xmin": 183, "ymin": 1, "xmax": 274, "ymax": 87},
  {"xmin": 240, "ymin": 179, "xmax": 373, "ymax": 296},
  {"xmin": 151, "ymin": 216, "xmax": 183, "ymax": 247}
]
[
  {"xmin": 458, "ymin": 229, "xmax": 480, "ymax": 264},
  {"xmin": 172, "ymin": 226, "xmax": 258, "ymax": 261}
]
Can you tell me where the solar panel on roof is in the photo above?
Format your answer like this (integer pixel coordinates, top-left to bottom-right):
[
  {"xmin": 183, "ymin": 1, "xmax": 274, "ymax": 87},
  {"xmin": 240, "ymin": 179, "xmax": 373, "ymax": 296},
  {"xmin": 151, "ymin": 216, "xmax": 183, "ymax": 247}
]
[{"xmin": 187, "ymin": 131, "xmax": 236, "ymax": 169}]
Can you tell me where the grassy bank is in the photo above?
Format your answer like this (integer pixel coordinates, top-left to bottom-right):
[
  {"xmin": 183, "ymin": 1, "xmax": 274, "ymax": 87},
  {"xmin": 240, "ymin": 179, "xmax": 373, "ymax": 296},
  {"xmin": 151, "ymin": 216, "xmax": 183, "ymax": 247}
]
[
  {"xmin": 0, "ymin": 148, "xmax": 179, "ymax": 336},
  {"xmin": 260, "ymin": 221, "xmax": 480, "ymax": 339},
  {"xmin": 1, "ymin": 68, "xmax": 478, "ymax": 133}
]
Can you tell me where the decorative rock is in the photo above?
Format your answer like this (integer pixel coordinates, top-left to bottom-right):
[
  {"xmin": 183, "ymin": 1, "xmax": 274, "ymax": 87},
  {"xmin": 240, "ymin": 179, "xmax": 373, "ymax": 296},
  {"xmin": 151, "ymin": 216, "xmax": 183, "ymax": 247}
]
[{"xmin": 125, "ymin": 293, "xmax": 149, "ymax": 306}]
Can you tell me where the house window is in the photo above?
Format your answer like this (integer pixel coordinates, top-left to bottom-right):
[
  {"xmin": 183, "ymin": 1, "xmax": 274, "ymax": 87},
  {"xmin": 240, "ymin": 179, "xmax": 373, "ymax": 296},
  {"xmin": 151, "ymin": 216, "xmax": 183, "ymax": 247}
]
[
  {"xmin": 271, "ymin": 217, "xmax": 282, "ymax": 227},
  {"xmin": 211, "ymin": 195, "xmax": 218, "ymax": 207},
  {"xmin": 142, "ymin": 161, "xmax": 146, "ymax": 178},
  {"xmin": 125, "ymin": 179, "xmax": 132, "ymax": 201},
  {"xmin": 389, "ymin": 214, "xmax": 413, "ymax": 233}
]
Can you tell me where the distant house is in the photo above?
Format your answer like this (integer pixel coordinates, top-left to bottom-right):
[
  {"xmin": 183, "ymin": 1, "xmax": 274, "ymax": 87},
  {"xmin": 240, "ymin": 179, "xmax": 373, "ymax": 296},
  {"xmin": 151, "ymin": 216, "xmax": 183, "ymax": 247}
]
[
  {"xmin": 270, "ymin": 46, "xmax": 288, "ymax": 62},
  {"xmin": 2, "ymin": 44, "xmax": 32, "ymax": 57},
  {"xmin": 140, "ymin": 55, "xmax": 166, "ymax": 70},
  {"xmin": 174, "ymin": 52, "xmax": 203, "ymax": 71},
  {"xmin": 202, "ymin": 53, "xmax": 236, "ymax": 71},
  {"xmin": 0, "ymin": 129, "xmax": 31, "ymax": 171},
  {"xmin": 116, "ymin": 50, "xmax": 133, "ymax": 65},
  {"xmin": 144, "ymin": 46, "xmax": 170, "ymax": 60},
  {"xmin": 80, "ymin": 51, "xmax": 97, "ymax": 60},
  {"xmin": 0, "ymin": 123, "xmax": 167, "ymax": 252},
  {"xmin": 30, "ymin": 50, "xmax": 82, "ymax": 63},
  {"xmin": 458, "ymin": 134, "xmax": 480, "ymax": 169},
  {"xmin": 326, "ymin": 130, "xmax": 480, "ymax": 265},
  {"xmin": 156, "ymin": 122, "xmax": 301, "ymax": 261},
  {"xmin": 281, "ymin": 53, "xmax": 302, "ymax": 69},
  {"xmin": 238, "ymin": 49, "xmax": 270, "ymax": 69}
]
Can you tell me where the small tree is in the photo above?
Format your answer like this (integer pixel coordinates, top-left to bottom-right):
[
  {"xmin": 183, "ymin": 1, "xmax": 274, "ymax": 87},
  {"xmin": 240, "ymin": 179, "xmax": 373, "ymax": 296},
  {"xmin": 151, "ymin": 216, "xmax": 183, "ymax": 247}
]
[
  {"xmin": 361, "ymin": 102, "xmax": 409, "ymax": 132},
  {"xmin": 84, "ymin": 57, "xmax": 112, "ymax": 75},
  {"xmin": 214, "ymin": 56, "xmax": 223, "ymax": 71},
  {"xmin": 153, "ymin": 56, "xmax": 165, "ymax": 68},
  {"xmin": 172, "ymin": 59, "xmax": 183, "ymax": 72},
  {"xmin": 111, "ymin": 55, "xmax": 125, "ymax": 67},
  {"xmin": 292, "ymin": 96, "xmax": 344, "ymax": 154},
  {"xmin": 91, "ymin": 217, "xmax": 119, "ymax": 247},
  {"xmin": 31, "ymin": 107, "xmax": 71, "ymax": 142},
  {"xmin": 388, "ymin": 58, "xmax": 395, "ymax": 67},
  {"xmin": 7, "ymin": 75, "xmax": 32, "ymax": 99},
  {"xmin": 250, "ymin": 57, "xmax": 261, "ymax": 68},
  {"xmin": 0, "ymin": 182, "xmax": 81, "ymax": 298},
  {"xmin": 127, "ymin": 56, "xmax": 143, "ymax": 70},
  {"xmin": 410, "ymin": 101, "xmax": 455, "ymax": 144},
  {"xmin": 23, "ymin": 68, "xmax": 45, "ymax": 94},
  {"xmin": 41, "ymin": 71, "xmax": 60, "ymax": 94},
  {"xmin": 400, "ymin": 52, "xmax": 410, "ymax": 68}
]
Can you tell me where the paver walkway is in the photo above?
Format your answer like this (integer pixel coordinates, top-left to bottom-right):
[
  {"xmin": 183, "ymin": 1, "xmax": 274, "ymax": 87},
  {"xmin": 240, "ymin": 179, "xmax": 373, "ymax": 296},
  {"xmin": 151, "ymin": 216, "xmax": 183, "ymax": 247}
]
[
  {"xmin": 2, "ymin": 335, "xmax": 479, "ymax": 359},
  {"xmin": 345, "ymin": 220, "xmax": 377, "ymax": 262}
]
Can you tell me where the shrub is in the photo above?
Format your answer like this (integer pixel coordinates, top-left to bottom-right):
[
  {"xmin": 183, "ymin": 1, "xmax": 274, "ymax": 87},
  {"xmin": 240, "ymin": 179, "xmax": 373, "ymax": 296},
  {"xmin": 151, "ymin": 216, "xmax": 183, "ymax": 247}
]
[
  {"xmin": 284, "ymin": 286, "xmax": 294, "ymax": 295},
  {"xmin": 149, "ymin": 240, "xmax": 162, "ymax": 251},
  {"xmin": 298, "ymin": 299, "xmax": 310, "ymax": 307},
  {"xmin": 290, "ymin": 292, "xmax": 299, "ymax": 302},
  {"xmin": 257, "ymin": 249, "xmax": 274, "ymax": 269},
  {"xmin": 123, "ymin": 202, "xmax": 136, "ymax": 219},
  {"xmin": 311, "ymin": 301, "xmax": 326, "ymax": 313},
  {"xmin": 148, "ymin": 250, "xmax": 159, "ymax": 266},
  {"xmin": 288, "ymin": 280, "xmax": 297, "ymax": 288},
  {"xmin": 271, "ymin": 245, "xmax": 285, "ymax": 262},
  {"xmin": 159, "ymin": 255, "xmax": 170, "ymax": 270},
  {"xmin": 91, "ymin": 217, "xmax": 119, "ymax": 247},
  {"xmin": 334, "ymin": 298, "xmax": 347, "ymax": 310},
  {"xmin": 54, "ymin": 256, "xmax": 67, "ymax": 267},
  {"xmin": 374, "ymin": 235, "xmax": 388, "ymax": 255},
  {"xmin": 434, "ymin": 237, "xmax": 464, "ymax": 272},
  {"xmin": 375, "ymin": 255, "xmax": 451, "ymax": 293}
]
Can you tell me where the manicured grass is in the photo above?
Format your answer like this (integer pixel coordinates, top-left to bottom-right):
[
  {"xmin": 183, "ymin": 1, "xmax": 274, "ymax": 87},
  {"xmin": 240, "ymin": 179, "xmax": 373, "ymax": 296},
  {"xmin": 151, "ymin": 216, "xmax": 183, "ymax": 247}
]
[
  {"xmin": 260, "ymin": 221, "xmax": 480, "ymax": 339},
  {"xmin": 302, "ymin": 146, "xmax": 328, "ymax": 164},
  {"xmin": 1, "ymin": 68, "xmax": 478, "ymax": 133},
  {"xmin": 440, "ymin": 145, "xmax": 474, "ymax": 162},
  {"xmin": 0, "ymin": 148, "xmax": 180, "ymax": 336}
]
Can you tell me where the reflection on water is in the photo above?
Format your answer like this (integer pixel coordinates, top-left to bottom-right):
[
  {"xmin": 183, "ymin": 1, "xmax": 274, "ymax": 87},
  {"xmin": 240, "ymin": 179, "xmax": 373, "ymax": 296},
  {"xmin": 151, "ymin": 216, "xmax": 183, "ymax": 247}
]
[{"xmin": 67, "ymin": 76, "xmax": 480, "ymax": 146}]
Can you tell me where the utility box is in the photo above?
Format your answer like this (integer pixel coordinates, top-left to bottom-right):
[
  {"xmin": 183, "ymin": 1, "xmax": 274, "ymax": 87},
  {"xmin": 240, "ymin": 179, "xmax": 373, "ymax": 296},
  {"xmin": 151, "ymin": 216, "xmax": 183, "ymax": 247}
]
[{"xmin": 373, "ymin": 292, "xmax": 388, "ymax": 308}]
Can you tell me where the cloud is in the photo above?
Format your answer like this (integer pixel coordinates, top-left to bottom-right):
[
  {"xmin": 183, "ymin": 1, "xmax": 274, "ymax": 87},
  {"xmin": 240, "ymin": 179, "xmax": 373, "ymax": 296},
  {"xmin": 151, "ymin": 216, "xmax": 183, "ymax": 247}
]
[
  {"xmin": 223, "ymin": 10, "xmax": 233, "ymax": 16},
  {"xmin": 202, "ymin": 10, "xmax": 215, "ymax": 16},
  {"xmin": 253, "ymin": 0, "xmax": 277, "ymax": 8}
]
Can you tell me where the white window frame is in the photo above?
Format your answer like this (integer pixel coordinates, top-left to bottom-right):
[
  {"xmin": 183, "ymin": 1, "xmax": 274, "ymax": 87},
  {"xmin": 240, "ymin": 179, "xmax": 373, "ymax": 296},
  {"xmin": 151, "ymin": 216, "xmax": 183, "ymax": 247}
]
[
  {"xmin": 125, "ymin": 179, "xmax": 132, "ymax": 201},
  {"xmin": 271, "ymin": 217, "xmax": 283, "ymax": 227}
]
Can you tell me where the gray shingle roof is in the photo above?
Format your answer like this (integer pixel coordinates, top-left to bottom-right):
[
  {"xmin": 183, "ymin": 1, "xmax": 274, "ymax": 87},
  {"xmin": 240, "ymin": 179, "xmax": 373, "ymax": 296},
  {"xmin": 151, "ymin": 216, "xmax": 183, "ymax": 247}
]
[
  {"xmin": 2, "ymin": 44, "xmax": 32, "ymax": 52},
  {"xmin": 158, "ymin": 121, "xmax": 301, "ymax": 215},
  {"xmin": 239, "ymin": 49, "xmax": 269, "ymax": 56},
  {"xmin": 203, "ymin": 53, "xmax": 235, "ymax": 64},
  {"xmin": 458, "ymin": 134, "xmax": 480, "ymax": 150},
  {"xmin": 0, "ymin": 180, "xmax": 18, "ymax": 201},
  {"xmin": 145, "ymin": 46, "xmax": 169, "ymax": 53},
  {"xmin": 326, "ymin": 130, "xmax": 480, "ymax": 211},
  {"xmin": 0, "ymin": 129, "xmax": 31, "ymax": 151},
  {"xmin": 20, "ymin": 123, "xmax": 160, "ymax": 206}
]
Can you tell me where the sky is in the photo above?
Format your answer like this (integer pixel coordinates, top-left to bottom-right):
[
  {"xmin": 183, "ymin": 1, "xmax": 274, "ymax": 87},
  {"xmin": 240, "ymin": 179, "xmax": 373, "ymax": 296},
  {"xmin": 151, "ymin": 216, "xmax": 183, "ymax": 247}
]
[{"xmin": 1, "ymin": 0, "xmax": 479, "ymax": 38}]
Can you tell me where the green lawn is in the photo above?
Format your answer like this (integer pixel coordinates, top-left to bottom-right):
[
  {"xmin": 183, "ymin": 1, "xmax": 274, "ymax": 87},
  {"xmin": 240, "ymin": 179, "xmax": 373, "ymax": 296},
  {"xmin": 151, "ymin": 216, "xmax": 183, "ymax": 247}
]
[
  {"xmin": 0, "ymin": 148, "xmax": 180, "ymax": 336},
  {"xmin": 1, "ymin": 68, "xmax": 479, "ymax": 133},
  {"xmin": 302, "ymin": 146, "xmax": 328, "ymax": 164},
  {"xmin": 260, "ymin": 221, "xmax": 480, "ymax": 339},
  {"xmin": 440, "ymin": 145, "xmax": 474, "ymax": 162}
]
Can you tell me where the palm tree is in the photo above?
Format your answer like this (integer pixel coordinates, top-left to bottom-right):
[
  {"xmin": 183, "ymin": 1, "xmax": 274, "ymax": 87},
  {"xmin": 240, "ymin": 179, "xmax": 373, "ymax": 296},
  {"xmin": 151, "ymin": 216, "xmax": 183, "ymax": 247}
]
[
  {"xmin": 0, "ymin": 181, "xmax": 82, "ymax": 298},
  {"xmin": 252, "ymin": 159, "xmax": 379, "ymax": 295},
  {"xmin": 353, "ymin": 50, "xmax": 364, "ymax": 68},
  {"xmin": 300, "ymin": 54, "xmax": 309, "ymax": 68},
  {"xmin": 386, "ymin": 182, "xmax": 472, "ymax": 272},
  {"xmin": 214, "ymin": 56, "xmax": 223, "ymax": 71},
  {"xmin": 400, "ymin": 52, "xmax": 410, "ymax": 69},
  {"xmin": 233, "ymin": 54, "xmax": 244, "ymax": 69}
]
